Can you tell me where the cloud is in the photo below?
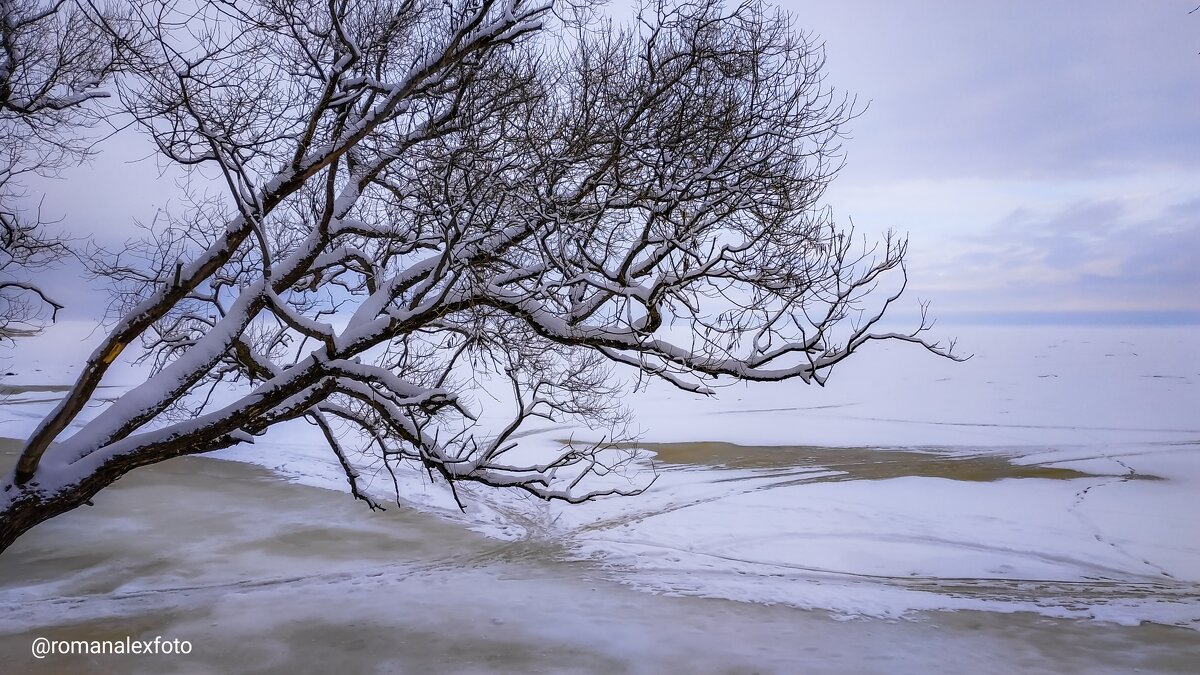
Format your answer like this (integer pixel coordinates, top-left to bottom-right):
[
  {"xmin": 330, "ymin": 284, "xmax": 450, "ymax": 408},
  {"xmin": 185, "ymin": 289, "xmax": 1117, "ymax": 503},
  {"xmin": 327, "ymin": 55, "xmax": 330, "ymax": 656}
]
[
  {"xmin": 787, "ymin": 0, "xmax": 1200, "ymax": 181},
  {"xmin": 911, "ymin": 195, "xmax": 1200, "ymax": 313},
  {"xmin": 777, "ymin": 0, "xmax": 1200, "ymax": 317}
]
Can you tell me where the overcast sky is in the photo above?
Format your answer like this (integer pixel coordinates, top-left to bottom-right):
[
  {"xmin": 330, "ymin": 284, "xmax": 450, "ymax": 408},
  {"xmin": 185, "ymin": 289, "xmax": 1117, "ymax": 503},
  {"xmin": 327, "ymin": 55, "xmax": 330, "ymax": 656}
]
[
  {"xmin": 21, "ymin": 0, "xmax": 1200, "ymax": 324},
  {"xmin": 784, "ymin": 0, "xmax": 1200, "ymax": 318}
]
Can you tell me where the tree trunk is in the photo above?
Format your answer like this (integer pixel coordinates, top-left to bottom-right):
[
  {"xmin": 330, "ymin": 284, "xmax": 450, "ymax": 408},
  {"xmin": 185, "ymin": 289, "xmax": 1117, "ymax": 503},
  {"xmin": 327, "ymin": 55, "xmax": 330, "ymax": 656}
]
[
  {"xmin": 0, "ymin": 479, "xmax": 108, "ymax": 555},
  {"xmin": 0, "ymin": 442, "xmax": 209, "ymax": 555}
]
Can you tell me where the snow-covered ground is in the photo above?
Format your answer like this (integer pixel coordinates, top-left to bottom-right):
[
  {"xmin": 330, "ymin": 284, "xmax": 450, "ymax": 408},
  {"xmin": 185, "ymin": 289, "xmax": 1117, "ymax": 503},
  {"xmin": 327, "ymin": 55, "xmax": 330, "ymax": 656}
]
[
  {"xmin": 526, "ymin": 323, "xmax": 1200, "ymax": 628},
  {"xmin": 2, "ymin": 320, "xmax": 1199, "ymax": 670},
  {"xmin": 4, "ymin": 445, "xmax": 1195, "ymax": 674}
]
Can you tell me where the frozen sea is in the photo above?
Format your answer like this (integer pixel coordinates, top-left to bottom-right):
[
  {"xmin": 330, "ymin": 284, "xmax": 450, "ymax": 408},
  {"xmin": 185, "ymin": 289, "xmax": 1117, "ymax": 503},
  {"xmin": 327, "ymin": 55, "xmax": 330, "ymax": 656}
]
[{"xmin": 0, "ymin": 320, "xmax": 1198, "ymax": 673}]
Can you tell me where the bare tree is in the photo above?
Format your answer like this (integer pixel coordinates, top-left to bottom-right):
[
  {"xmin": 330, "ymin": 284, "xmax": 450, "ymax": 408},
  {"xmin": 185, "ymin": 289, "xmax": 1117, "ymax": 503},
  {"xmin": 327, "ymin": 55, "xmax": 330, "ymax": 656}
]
[
  {"xmin": 0, "ymin": 0, "xmax": 127, "ymax": 339},
  {"xmin": 0, "ymin": 0, "xmax": 957, "ymax": 552}
]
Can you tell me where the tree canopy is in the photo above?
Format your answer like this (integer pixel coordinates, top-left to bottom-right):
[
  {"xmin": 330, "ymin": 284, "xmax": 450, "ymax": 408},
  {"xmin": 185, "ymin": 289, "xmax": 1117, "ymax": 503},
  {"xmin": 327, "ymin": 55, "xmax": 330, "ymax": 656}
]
[{"xmin": 0, "ymin": 0, "xmax": 955, "ymax": 553}]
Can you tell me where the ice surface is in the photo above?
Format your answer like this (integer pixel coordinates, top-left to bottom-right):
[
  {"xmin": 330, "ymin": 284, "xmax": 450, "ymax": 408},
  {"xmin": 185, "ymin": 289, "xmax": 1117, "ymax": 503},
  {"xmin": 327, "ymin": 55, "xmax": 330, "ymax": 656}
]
[
  {"xmin": 2, "ymin": 322, "xmax": 1199, "ymax": 633},
  {"xmin": 2, "ymin": 445, "xmax": 1197, "ymax": 674}
]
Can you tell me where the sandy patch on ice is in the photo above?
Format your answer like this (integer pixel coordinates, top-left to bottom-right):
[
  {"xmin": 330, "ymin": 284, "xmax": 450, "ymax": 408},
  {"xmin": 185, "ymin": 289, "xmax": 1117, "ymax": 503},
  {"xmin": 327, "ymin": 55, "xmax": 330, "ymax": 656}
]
[{"xmin": 586, "ymin": 440, "xmax": 1152, "ymax": 482}]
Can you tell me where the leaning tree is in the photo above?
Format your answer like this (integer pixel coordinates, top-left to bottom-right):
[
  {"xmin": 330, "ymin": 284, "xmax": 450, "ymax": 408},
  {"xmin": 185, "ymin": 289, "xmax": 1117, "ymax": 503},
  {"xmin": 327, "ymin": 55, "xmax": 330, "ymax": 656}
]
[{"xmin": 0, "ymin": 0, "xmax": 955, "ymax": 552}]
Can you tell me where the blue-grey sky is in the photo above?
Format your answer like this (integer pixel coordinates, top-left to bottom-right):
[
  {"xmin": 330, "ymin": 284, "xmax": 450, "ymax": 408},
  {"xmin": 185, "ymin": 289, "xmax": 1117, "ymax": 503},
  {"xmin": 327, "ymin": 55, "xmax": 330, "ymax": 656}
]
[
  {"xmin": 783, "ymin": 0, "xmax": 1200, "ymax": 317},
  {"xmin": 19, "ymin": 0, "xmax": 1200, "ymax": 323}
]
